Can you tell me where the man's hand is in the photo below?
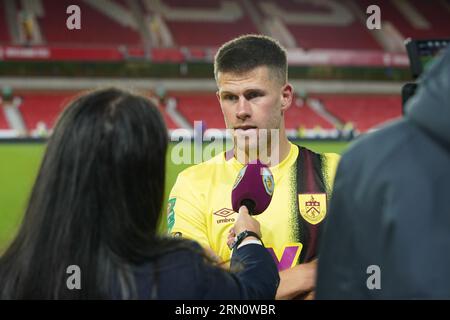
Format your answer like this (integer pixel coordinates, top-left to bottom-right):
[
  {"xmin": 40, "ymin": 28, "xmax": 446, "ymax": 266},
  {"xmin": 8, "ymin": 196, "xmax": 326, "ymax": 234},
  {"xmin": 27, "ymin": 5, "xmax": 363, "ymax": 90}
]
[
  {"xmin": 228, "ymin": 206, "xmax": 261, "ymax": 249},
  {"xmin": 276, "ymin": 259, "xmax": 318, "ymax": 300},
  {"xmin": 300, "ymin": 290, "xmax": 315, "ymax": 300},
  {"xmin": 227, "ymin": 227, "xmax": 236, "ymax": 249},
  {"xmin": 234, "ymin": 205, "xmax": 261, "ymax": 236}
]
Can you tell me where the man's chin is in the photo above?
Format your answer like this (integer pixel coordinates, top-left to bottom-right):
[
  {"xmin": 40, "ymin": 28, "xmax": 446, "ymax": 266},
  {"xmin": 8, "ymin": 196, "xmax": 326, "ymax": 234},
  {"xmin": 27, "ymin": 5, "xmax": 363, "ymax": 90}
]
[
  {"xmin": 234, "ymin": 128, "xmax": 258, "ymax": 137},
  {"xmin": 234, "ymin": 144, "xmax": 261, "ymax": 162}
]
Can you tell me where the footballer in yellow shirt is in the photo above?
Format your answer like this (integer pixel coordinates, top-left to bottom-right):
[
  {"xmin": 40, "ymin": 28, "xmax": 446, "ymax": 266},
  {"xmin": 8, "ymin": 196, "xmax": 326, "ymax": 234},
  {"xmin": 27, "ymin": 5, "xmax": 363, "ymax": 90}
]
[
  {"xmin": 168, "ymin": 34, "xmax": 340, "ymax": 299},
  {"xmin": 168, "ymin": 142, "xmax": 339, "ymax": 271}
]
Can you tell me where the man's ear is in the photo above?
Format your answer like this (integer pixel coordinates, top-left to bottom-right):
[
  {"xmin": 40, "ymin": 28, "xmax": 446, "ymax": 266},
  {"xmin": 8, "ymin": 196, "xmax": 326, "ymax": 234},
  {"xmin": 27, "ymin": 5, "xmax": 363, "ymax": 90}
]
[
  {"xmin": 281, "ymin": 83, "xmax": 293, "ymax": 112},
  {"xmin": 216, "ymin": 91, "xmax": 221, "ymax": 103}
]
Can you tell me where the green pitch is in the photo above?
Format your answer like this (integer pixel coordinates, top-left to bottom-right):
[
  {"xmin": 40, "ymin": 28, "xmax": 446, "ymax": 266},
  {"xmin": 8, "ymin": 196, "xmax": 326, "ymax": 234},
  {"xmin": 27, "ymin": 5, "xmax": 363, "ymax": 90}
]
[{"xmin": 0, "ymin": 140, "xmax": 349, "ymax": 253}]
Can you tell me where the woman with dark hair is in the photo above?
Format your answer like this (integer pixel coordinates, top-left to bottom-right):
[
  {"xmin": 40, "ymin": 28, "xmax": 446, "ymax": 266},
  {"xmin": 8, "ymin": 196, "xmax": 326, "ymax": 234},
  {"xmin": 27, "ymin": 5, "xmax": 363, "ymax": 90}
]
[{"xmin": 0, "ymin": 88, "xmax": 279, "ymax": 299}]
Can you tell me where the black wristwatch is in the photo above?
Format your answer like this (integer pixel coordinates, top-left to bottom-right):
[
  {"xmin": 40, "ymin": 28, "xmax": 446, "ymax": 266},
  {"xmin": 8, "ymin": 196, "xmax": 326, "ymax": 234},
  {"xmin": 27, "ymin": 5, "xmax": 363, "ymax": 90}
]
[{"xmin": 231, "ymin": 230, "xmax": 262, "ymax": 250}]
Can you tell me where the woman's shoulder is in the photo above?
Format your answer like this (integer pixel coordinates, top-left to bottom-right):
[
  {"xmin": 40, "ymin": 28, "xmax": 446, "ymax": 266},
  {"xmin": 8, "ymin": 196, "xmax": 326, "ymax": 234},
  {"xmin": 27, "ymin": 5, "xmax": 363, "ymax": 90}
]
[
  {"xmin": 151, "ymin": 239, "xmax": 215, "ymax": 299},
  {"xmin": 151, "ymin": 238, "xmax": 208, "ymax": 274}
]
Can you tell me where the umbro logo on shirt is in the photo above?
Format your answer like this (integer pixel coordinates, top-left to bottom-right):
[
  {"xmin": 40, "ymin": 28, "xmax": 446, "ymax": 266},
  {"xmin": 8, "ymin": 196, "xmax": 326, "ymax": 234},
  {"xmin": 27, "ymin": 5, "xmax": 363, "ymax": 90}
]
[
  {"xmin": 213, "ymin": 208, "xmax": 234, "ymax": 218},
  {"xmin": 213, "ymin": 208, "xmax": 236, "ymax": 224}
]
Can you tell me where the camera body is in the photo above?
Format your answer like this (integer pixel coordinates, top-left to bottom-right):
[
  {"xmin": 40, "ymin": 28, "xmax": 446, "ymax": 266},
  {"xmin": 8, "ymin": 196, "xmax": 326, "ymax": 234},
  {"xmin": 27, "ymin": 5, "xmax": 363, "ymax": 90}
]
[{"xmin": 402, "ymin": 38, "xmax": 449, "ymax": 114}]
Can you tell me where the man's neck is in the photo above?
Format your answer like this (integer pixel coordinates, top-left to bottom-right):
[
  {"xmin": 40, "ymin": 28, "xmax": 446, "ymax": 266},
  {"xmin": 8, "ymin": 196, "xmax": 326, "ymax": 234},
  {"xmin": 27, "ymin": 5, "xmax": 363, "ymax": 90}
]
[
  {"xmin": 233, "ymin": 136, "xmax": 291, "ymax": 167},
  {"xmin": 269, "ymin": 136, "xmax": 291, "ymax": 167}
]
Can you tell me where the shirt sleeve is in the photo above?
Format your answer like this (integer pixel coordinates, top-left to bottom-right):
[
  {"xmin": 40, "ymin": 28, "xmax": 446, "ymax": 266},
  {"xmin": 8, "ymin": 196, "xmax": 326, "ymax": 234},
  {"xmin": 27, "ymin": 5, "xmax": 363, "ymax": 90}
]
[{"xmin": 167, "ymin": 169, "xmax": 211, "ymax": 249}]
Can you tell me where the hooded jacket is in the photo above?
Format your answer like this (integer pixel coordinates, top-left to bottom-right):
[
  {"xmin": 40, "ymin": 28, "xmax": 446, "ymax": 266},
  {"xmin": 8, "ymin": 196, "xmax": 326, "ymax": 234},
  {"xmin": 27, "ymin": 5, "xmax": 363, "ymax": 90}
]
[
  {"xmin": 316, "ymin": 48, "xmax": 450, "ymax": 299},
  {"xmin": 407, "ymin": 47, "xmax": 450, "ymax": 150}
]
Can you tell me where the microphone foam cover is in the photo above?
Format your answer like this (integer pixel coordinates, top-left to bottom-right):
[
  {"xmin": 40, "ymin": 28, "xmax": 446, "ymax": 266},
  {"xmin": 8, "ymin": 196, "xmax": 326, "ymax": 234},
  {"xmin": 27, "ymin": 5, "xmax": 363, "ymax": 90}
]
[{"xmin": 231, "ymin": 159, "xmax": 274, "ymax": 215}]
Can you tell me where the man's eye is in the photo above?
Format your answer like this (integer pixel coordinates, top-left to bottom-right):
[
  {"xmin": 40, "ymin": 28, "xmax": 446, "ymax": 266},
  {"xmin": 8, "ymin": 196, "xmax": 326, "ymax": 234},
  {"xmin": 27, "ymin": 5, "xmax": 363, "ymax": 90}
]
[
  {"xmin": 246, "ymin": 92, "xmax": 262, "ymax": 100},
  {"xmin": 224, "ymin": 95, "xmax": 238, "ymax": 101}
]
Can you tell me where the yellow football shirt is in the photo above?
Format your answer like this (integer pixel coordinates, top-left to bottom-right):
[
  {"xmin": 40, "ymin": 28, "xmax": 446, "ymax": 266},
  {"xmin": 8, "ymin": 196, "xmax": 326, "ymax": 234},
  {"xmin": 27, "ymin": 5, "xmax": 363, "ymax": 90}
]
[{"xmin": 168, "ymin": 142, "xmax": 340, "ymax": 270}]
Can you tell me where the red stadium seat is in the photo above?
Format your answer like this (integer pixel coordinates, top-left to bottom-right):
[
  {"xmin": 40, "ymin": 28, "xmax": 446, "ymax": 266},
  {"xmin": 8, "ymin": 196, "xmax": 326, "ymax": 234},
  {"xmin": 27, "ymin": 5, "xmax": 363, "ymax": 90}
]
[
  {"xmin": 144, "ymin": 0, "xmax": 258, "ymax": 47},
  {"xmin": 18, "ymin": 92, "xmax": 75, "ymax": 130},
  {"xmin": 175, "ymin": 93, "xmax": 224, "ymax": 129},
  {"xmin": 356, "ymin": 0, "xmax": 450, "ymax": 41},
  {"xmin": 157, "ymin": 104, "xmax": 179, "ymax": 130},
  {"xmin": 3, "ymin": 0, "xmax": 447, "ymax": 53},
  {"xmin": 285, "ymin": 101, "xmax": 335, "ymax": 129},
  {"xmin": 38, "ymin": 0, "xmax": 141, "ymax": 46},
  {"xmin": 0, "ymin": 107, "xmax": 10, "ymax": 129},
  {"xmin": 17, "ymin": 91, "xmax": 179, "ymax": 131},
  {"xmin": 14, "ymin": 91, "xmax": 402, "ymax": 134},
  {"xmin": 0, "ymin": 1, "xmax": 11, "ymax": 43},
  {"xmin": 319, "ymin": 94, "xmax": 402, "ymax": 132},
  {"xmin": 165, "ymin": 20, "xmax": 258, "ymax": 48},
  {"xmin": 251, "ymin": 0, "xmax": 382, "ymax": 51},
  {"xmin": 175, "ymin": 93, "xmax": 335, "ymax": 130}
]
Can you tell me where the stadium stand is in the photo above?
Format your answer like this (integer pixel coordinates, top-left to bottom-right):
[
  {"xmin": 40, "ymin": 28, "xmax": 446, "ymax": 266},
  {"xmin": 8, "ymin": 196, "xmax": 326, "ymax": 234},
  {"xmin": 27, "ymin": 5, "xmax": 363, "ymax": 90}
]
[
  {"xmin": 12, "ymin": 91, "xmax": 403, "ymax": 133},
  {"xmin": 285, "ymin": 101, "xmax": 335, "ymax": 130},
  {"xmin": 1, "ymin": 0, "xmax": 440, "ymax": 138},
  {"xmin": 144, "ymin": 0, "xmax": 259, "ymax": 47},
  {"xmin": 157, "ymin": 104, "xmax": 178, "ymax": 129},
  {"xmin": 1, "ymin": 0, "xmax": 447, "ymax": 51},
  {"xmin": 175, "ymin": 93, "xmax": 225, "ymax": 129},
  {"xmin": 162, "ymin": 18, "xmax": 258, "ymax": 48},
  {"xmin": 356, "ymin": 0, "xmax": 450, "ymax": 40},
  {"xmin": 319, "ymin": 94, "xmax": 402, "ymax": 132},
  {"xmin": 18, "ymin": 92, "xmax": 75, "ymax": 130},
  {"xmin": 0, "ymin": 2, "xmax": 11, "ymax": 43},
  {"xmin": 168, "ymin": 93, "xmax": 386, "ymax": 131},
  {"xmin": 37, "ymin": 0, "xmax": 142, "ymax": 46},
  {"xmin": 16, "ymin": 91, "xmax": 179, "ymax": 131},
  {"xmin": 0, "ymin": 108, "xmax": 10, "ymax": 129},
  {"xmin": 252, "ymin": 0, "xmax": 382, "ymax": 51}
]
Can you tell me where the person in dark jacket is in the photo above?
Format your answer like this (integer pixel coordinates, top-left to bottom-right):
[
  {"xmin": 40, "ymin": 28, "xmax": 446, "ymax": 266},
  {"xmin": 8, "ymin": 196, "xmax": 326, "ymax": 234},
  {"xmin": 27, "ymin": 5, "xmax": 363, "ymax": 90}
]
[
  {"xmin": 316, "ymin": 47, "xmax": 450, "ymax": 299},
  {"xmin": 0, "ymin": 88, "xmax": 279, "ymax": 299}
]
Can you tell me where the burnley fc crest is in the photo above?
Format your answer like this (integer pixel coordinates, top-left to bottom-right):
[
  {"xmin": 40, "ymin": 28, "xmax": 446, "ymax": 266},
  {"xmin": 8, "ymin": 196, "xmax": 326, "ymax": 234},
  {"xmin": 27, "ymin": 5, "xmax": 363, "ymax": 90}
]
[{"xmin": 298, "ymin": 193, "xmax": 327, "ymax": 225}]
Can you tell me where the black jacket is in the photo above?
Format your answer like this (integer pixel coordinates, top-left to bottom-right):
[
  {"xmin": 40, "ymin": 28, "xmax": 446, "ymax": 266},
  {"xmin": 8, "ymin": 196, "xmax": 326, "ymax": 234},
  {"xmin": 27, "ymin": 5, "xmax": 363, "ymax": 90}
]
[
  {"xmin": 316, "ymin": 48, "xmax": 450, "ymax": 299},
  {"xmin": 119, "ymin": 241, "xmax": 279, "ymax": 299}
]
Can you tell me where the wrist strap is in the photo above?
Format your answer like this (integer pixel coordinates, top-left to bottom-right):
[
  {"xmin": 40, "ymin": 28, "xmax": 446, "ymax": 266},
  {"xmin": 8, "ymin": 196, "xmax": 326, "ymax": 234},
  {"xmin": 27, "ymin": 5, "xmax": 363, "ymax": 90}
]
[{"xmin": 232, "ymin": 230, "xmax": 263, "ymax": 250}]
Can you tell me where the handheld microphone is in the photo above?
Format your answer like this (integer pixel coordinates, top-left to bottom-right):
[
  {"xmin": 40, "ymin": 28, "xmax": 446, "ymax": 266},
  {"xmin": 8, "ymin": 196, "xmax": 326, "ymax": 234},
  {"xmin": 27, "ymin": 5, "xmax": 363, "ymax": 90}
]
[{"xmin": 231, "ymin": 159, "xmax": 275, "ymax": 215}]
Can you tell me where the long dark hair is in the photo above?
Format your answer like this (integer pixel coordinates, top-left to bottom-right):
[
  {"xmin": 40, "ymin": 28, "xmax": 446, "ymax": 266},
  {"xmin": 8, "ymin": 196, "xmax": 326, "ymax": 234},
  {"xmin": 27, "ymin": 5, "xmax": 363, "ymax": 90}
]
[{"xmin": 0, "ymin": 88, "xmax": 185, "ymax": 299}]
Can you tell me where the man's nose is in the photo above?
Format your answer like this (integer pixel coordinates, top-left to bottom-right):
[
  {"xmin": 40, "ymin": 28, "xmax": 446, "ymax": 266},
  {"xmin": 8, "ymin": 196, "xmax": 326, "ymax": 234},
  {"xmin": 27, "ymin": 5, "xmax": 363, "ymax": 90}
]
[{"xmin": 236, "ymin": 97, "xmax": 251, "ymax": 120}]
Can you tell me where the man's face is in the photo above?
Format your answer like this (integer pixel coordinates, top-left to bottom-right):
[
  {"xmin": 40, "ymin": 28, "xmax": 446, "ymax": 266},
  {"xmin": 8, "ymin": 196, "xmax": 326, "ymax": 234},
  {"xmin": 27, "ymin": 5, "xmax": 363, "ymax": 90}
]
[{"xmin": 216, "ymin": 66, "xmax": 292, "ymax": 159}]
